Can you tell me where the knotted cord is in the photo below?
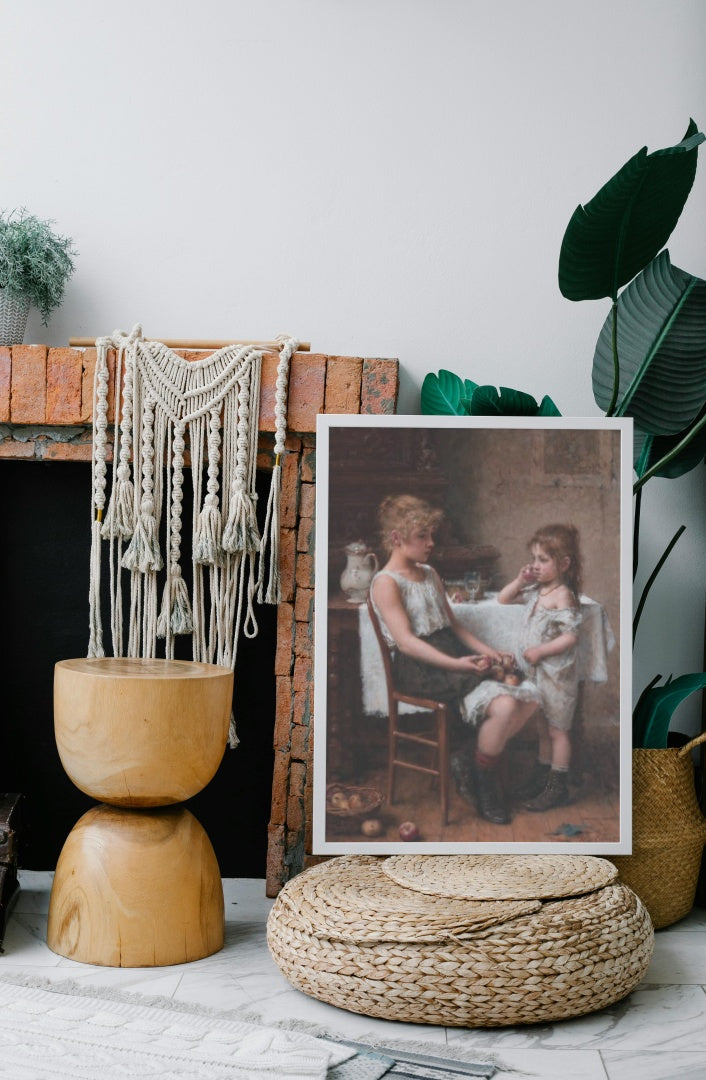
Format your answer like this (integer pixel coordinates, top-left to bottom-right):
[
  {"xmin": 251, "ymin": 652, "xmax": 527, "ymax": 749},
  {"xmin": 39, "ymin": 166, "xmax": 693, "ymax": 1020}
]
[{"xmin": 89, "ymin": 325, "xmax": 296, "ymax": 745}]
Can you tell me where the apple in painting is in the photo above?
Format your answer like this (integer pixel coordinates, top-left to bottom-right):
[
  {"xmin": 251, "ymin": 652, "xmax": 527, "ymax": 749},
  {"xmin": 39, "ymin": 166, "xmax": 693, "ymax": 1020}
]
[
  {"xmin": 398, "ymin": 821, "xmax": 420, "ymax": 841},
  {"xmin": 361, "ymin": 818, "xmax": 383, "ymax": 837}
]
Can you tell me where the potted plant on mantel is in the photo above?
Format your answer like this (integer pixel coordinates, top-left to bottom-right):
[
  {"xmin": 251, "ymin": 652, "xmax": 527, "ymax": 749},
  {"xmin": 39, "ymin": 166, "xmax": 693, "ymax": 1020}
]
[
  {"xmin": 422, "ymin": 120, "xmax": 706, "ymax": 927},
  {"xmin": 0, "ymin": 209, "xmax": 76, "ymax": 345}
]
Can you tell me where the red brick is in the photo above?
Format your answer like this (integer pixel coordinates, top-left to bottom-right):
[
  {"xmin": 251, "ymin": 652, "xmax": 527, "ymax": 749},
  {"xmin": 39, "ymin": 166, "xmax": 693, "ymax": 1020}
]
[
  {"xmin": 295, "ymin": 553, "xmax": 314, "ymax": 590},
  {"xmin": 41, "ymin": 441, "xmax": 95, "ymax": 462},
  {"xmin": 297, "ymin": 516, "xmax": 314, "ymax": 553},
  {"xmin": 259, "ymin": 352, "xmax": 326, "ymax": 435},
  {"xmin": 274, "ymin": 603, "xmax": 294, "ymax": 676},
  {"xmin": 289, "ymin": 760, "xmax": 306, "ymax": 800},
  {"xmin": 290, "ymin": 723, "xmax": 308, "ymax": 762},
  {"xmin": 0, "ymin": 440, "xmax": 35, "ymax": 458},
  {"xmin": 279, "ymin": 451, "xmax": 300, "ymax": 528},
  {"xmin": 303, "ymin": 763, "xmax": 315, "ymax": 854},
  {"xmin": 0, "ymin": 348, "xmax": 10, "ymax": 422},
  {"xmin": 324, "ymin": 356, "xmax": 363, "ymax": 413},
  {"xmin": 46, "ymin": 348, "xmax": 83, "ymax": 423},
  {"xmin": 294, "ymin": 621, "xmax": 312, "ymax": 660},
  {"xmin": 299, "ymin": 482, "xmax": 316, "ymax": 520},
  {"xmin": 288, "ymin": 355, "xmax": 326, "ymax": 432},
  {"xmin": 300, "ymin": 441, "xmax": 316, "ymax": 483},
  {"xmin": 273, "ymin": 677, "xmax": 294, "ymax": 750},
  {"xmin": 294, "ymin": 586, "xmax": 314, "ymax": 623},
  {"xmin": 278, "ymin": 528, "xmax": 297, "ymax": 602},
  {"xmin": 265, "ymin": 824, "xmax": 286, "ymax": 897},
  {"xmin": 361, "ymin": 358, "xmax": 399, "ymax": 414},
  {"xmin": 293, "ymin": 656, "xmax": 312, "ymax": 694},
  {"xmin": 292, "ymin": 689, "xmax": 311, "ymax": 729},
  {"xmin": 11, "ymin": 345, "xmax": 46, "ymax": 422},
  {"xmin": 269, "ymin": 750, "xmax": 291, "ymax": 826},
  {"xmin": 286, "ymin": 791, "xmax": 304, "ymax": 834},
  {"xmin": 80, "ymin": 348, "xmax": 96, "ymax": 421}
]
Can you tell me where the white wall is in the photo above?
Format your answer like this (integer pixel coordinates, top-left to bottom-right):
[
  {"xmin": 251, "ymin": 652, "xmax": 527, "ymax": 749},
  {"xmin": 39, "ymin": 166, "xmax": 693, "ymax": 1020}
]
[{"xmin": 4, "ymin": 0, "xmax": 705, "ymax": 727}]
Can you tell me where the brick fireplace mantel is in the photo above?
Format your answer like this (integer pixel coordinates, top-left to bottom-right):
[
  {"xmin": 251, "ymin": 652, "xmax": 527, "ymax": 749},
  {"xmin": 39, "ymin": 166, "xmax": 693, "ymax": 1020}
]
[{"xmin": 0, "ymin": 343, "xmax": 399, "ymax": 895}]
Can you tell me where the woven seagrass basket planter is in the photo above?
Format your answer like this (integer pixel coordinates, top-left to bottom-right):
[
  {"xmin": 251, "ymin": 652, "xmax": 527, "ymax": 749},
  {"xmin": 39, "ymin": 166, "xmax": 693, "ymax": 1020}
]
[
  {"xmin": 610, "ymin": 733, "xmax": 706, "ymax": 930},
  {"xmin": 267, "ymin": 854, "xmax": 654, "ymax": 1027}
]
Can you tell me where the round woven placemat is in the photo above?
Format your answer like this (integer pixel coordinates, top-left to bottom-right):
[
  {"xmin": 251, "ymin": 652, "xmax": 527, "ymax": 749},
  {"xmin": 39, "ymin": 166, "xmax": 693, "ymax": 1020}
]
[
  {"xmin": 382, "ymin": 853, "xmax": 618, "ymax": 899},
  {"xmin": 276, "ymin": 856, "xmax": 541, "ymax": 943}
]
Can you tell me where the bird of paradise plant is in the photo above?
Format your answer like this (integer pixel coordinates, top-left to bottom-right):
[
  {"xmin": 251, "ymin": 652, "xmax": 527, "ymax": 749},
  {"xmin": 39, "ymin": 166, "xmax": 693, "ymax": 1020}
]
[{"xmin": 422, "ymin": 121, "xmax": 706, "ymax": 748}]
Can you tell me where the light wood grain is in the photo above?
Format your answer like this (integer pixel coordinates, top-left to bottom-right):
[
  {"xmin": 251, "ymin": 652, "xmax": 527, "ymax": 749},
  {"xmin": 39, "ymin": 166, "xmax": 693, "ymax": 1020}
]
[
  {"xmin": 54, "ymin": 658, "xmax": 233, "ymax": 806},
  {"xmin": 47, "ymin": 805, "xmax": 224, "ymax": 966}
]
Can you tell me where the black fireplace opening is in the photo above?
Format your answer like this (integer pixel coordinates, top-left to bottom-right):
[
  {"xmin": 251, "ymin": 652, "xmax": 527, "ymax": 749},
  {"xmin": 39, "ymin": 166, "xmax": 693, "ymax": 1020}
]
[{"xmin": 0, "ymin": 459, "xmax": 276, "ymax": 877}]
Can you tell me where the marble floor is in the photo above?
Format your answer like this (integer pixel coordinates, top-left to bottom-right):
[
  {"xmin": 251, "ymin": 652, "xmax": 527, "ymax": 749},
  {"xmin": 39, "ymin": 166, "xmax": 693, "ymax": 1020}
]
[{"xmin": 3, "ymin": 871, "xmax": 706, "ymax": 1080}]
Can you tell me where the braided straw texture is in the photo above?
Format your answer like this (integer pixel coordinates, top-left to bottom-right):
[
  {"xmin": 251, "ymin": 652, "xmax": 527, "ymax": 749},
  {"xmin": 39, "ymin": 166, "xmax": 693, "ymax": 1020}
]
[
  {"xmin": 267, "ymin": 855, "xmax": 653, "ymax": 1027},
  {"xmin": 272, "ymin": 856, "xmax": 540, "ymax": 943},
  {"xmin": 610, "ymin": 734, "xmax": 706, "ymax": 929},
  {"xmin": 0, "ymin": 290, "xmax": 29, "ymax": 346},
  {"xmin": 382, "ymin": 853, "xmax": 618, "ymax": 900}
]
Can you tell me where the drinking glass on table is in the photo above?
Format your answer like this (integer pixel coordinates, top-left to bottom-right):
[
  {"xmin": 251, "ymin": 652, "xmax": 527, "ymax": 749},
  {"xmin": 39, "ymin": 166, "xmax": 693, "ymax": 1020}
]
[{"xmin": 463, "ymin": 570, "xmax": 481, "ymax": 602}]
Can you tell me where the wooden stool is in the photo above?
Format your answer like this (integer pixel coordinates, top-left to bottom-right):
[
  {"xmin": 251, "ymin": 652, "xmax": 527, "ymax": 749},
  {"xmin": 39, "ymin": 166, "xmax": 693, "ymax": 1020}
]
[{"xmin": 47, "ymin": 658, "xmax": 233, "ymax": 967}]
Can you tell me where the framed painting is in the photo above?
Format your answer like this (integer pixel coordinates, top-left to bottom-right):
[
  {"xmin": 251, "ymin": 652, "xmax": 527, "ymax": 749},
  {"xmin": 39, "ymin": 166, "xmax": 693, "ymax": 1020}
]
[{"xmin": 312, "ymin": 415, "xmax": 633, "ymax": 854}]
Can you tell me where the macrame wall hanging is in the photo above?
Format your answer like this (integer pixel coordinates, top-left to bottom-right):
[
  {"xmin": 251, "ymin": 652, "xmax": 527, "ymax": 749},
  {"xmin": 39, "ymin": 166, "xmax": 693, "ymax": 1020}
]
[{"xmin": 88, "ymin": 325, "xmax": 297, "ymax": 745}]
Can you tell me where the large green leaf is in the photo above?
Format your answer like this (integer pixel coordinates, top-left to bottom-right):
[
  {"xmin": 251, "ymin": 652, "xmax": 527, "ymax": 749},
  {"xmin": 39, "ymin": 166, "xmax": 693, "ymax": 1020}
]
[
  {"xmin": 559, "ymin": 120, "xmax": 704, "ymax": 302},
  {"xmin": 592, "ymin": 251, "xmax": 706, "ymax": 434},
  {"xmin": 470, "ymin": 385, "xmax": 562, "ymax": 416},
  {"xmin": 633, "ymin": 672, "xmax": 706, "ymax": 748},
  {"xmin": 634, "ymin": 406, "xmax": 706, "ymax": 479},
  {"xmin": 421, "ymin": 370, "xmax": 477, "ymax": 414}
]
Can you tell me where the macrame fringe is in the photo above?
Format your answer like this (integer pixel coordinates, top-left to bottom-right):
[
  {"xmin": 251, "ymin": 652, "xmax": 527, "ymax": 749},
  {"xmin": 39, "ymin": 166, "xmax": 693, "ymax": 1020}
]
[
  {"xmin": 122, "ymin": 502, "xmax": 163, "ymax": 573},
  {"xmin": 88, "ymin": 326, "xmax": 296, "ymax": 751},
  {"xmin": 87, "ymin": 518, "xmax": 105, "ymax": 658},
  {"xmin": 157, "ymin": 571, "xmax": 194, "ymax": 638},
  {"xmin": 257, "ymin": 462, "xmax": 282, "ymax": 604},
  {"xmin": 228, "ymin": 711, "xmax": 240, "ymax": 749},
  {"xmin": 101, "ymin": 472, "xmax": 135, "ymax": 540},
  {"xmin": 193, "ymin": 497, "xmax": 224, "ymax": 566},
  {"xmin": 222, "ymin": 489, "xmax": 261, "ymax": 555}
]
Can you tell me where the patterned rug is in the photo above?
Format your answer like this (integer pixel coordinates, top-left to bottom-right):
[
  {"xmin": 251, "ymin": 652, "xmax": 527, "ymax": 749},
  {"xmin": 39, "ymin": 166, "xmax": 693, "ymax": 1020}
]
[
  {"xmin": 0, "ymin": 974, "xmax": 497, "ymax": 1079},
  {"xmin": 0, "ymin": 975, "xmax": 357, "ymax": 1079}
]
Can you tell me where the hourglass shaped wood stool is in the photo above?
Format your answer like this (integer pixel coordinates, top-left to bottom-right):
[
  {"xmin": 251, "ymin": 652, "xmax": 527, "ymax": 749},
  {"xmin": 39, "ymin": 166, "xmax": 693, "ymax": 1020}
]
[{"xmin": 47, "ymin": 658, "xmax": 233, "ymax": 967}]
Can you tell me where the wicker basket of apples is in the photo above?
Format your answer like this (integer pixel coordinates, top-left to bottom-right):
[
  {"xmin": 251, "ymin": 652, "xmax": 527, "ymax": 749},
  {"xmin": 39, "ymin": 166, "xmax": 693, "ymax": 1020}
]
[{"xmin": 326, "ymin": 784, "xmax": 384, "ymax": 833}]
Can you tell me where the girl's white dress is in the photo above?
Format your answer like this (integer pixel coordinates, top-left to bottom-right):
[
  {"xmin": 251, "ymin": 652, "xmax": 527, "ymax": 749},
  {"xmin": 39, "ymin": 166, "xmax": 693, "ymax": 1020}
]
[{"xmin": 516, "ymin": 587, "xmax": 583, "ymax": 731}]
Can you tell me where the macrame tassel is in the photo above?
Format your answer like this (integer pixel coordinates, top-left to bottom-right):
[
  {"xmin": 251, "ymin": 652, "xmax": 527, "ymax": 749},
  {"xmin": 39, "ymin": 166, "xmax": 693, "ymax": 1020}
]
[
  {"xmin": 257, "ymin": 460, "xmax": 282, "ymax": 604},
  {"xmin": 228, "ymin": 711, "xmax": 240, "ymax": 749},
  {"xmin": 87, "ymin": 518, "xmax": 105, "ymax": 657},
  {"xmin": 157, "ymin": 569, "xmax": 194, "ymax": 637},
  {"xmin": 222, "ymin": 488, "xmax": 261, "ymax": 554},
  {"xmin": 195, "ymin": 405, "xmax": 225, "ymax": 566},
  {"xmin": 257, "ymin": 334, "xmax": 296, "ymax": 605},
  {"xmin": 101, "ymin": 467, "xmax": 135, "ymax": 540},
  {"xmin": 194, "ymin": 494, "xmax": 224, "ymax": 566},
  {"xmin": 122, "ymin": 498, "xmax": 163, "ymax": 573}
]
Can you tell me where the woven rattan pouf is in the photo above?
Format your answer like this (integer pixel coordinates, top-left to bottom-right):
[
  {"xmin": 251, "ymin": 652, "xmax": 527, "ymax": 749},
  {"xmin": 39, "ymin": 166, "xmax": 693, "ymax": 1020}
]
[{"xmin": 267, "ymin": 854, "xmax": 654, "ymax": 1027}]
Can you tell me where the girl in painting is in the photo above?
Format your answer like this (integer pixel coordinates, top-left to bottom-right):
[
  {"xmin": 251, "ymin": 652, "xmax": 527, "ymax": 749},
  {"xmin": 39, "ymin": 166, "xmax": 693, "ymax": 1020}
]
[{"xmin": 497, "ymin": 523, "xmax": 583, "ymax": 810}]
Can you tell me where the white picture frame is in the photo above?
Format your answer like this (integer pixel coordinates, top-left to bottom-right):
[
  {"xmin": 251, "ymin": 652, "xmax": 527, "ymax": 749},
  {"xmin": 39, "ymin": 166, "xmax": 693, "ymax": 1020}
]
[{"xmin": 313, "ymin": 415, "xmax": 633, "ymax": 855}]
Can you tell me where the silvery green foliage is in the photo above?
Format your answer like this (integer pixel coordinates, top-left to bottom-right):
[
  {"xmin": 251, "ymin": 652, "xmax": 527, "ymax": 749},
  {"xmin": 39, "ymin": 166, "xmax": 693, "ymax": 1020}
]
[{"xmin": 0, "ymin": 209, "xmax": 75, "ymax": 323}]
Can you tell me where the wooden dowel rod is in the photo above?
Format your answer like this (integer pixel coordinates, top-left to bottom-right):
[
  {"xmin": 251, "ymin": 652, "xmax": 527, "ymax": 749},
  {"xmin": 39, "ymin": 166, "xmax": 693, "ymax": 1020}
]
[{"xmin": 69, "ymin": 337, "xmax": 311, "ymax": 351}]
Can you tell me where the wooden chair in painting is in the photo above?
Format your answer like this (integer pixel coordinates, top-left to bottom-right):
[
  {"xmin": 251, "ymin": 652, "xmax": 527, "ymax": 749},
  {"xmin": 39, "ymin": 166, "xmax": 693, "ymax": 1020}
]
[{"xmin": 366, "ymin": 593, "xmax": 451, "ymax": 825}]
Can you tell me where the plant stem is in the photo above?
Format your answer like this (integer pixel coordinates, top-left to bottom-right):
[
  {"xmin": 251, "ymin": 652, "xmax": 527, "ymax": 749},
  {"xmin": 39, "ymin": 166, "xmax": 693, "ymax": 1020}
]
[
  {"xmin": 606, "ymin": 302, "xmax": 619, "ymax": 417},
  {"xmin": 633, "ymin": 525, "xmax": 686, "ymax": 643},
  {"xmin": 633, "ymin": 486, "xmax": 642, "ymax": 581},
  {"xmin": 633, "ymin": 410, "xmax": 706, "ymax": 492}
]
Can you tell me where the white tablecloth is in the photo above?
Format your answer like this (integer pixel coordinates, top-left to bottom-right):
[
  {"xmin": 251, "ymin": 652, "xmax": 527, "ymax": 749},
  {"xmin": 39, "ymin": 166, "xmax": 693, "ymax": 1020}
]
[{"xmin": 358, "ymin": 595, "xmax": 615, "ymax": 716}]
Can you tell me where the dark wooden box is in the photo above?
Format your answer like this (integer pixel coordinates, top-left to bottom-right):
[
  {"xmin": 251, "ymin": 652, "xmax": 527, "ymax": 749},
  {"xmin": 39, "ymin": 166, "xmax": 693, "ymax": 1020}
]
[{"xmin": 0, "ymin": 793, "xmax": 23, "ymax": 949}]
